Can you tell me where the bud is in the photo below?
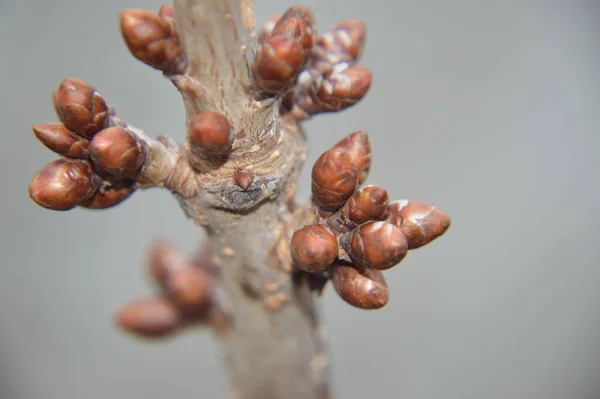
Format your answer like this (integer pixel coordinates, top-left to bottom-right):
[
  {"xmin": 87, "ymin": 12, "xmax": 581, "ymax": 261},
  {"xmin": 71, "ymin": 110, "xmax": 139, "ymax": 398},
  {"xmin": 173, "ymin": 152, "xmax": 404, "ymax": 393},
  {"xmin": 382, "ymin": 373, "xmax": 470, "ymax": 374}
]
[
  {"xmin": 320, "ymin": 20, "xmax": 366, "ymax": 63},
  {"xmin": 32, "ymin": 123, "xmax": 89, "ymax": 159},
  {"xmin": 346, "ymin": 221, "xmax": 407, "ymax": 270},
  {"xmin": 120, "ymin": 9, "xmax": 184, "ymax": 75},
  {"xmin": 254, "ymin": 36, "xmax": 304, "ymax": 94},
  {"xmin": 318, "ymin": 66, "xmax": 372, "ymax": 112},
  {"xmin": 147, "ymin": 240, "xmax": 188, "ymax": 286},
  {"xmin": 290, "ymin": 224, "xmax": 338, "ymax": 273},
  {"xmin": 54, "ymin": 79, "xmax": 109, "ymax": 139},
  {"xmin": 258, "ymin": 15, "xmax": 281, "ymax": 44},
  {"xmin": 167, "ymin": 268, "xmax": 210, "ymax": 311},
  {"xmin": 79, "ymin": 186, "xmax": 135, "ymax": 209},
  {"xmin": 29, "ymin": 159, "xmax": 98, "ymax": 211},
  {"xmin": 115, "ymin": 296, "xmax": 181, "ymax": 338},
  {"xmin": 233, "ymin": 169, "xmax": 254, "ymax": 190},
  {"xmin": 384, "ymin": 200, "xmax": 451, "ymax": 249},
  {"xmin": 345, "ymin": 185, "xmax": 389, "ymax": 225},
  {"xmin": 272, "ymin": 6, "xmax": 315, "ymax": 51},
  {"xmin": 312, "ymin": 147, "xmax": 358, "ymax": 212},
  {"xmin": 331, "ymin": 264, "xmax": 388, "ymax": 309},
  {"xmin": 157, "ymin": 5, "xmax": 175, "ymax": 19},
  {"xmin": 89, "ymin": 127, "xmax": 146, "ymax": 177},
  {"xmin": 333, "ymin": 130, "xmax": 371, "ymax": 184},
  {"xmin": 187, "ymin": 111, "xmax": 232, "ymax": 153}
]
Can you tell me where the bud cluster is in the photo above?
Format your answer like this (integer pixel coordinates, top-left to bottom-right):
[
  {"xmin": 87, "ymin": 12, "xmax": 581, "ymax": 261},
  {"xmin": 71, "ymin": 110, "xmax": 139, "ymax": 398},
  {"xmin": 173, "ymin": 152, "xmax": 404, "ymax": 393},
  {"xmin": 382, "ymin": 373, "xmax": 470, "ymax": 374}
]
[
  {"xmin": 119, "ymin": 6, "xmax": 186, "ymax": 75},
  {"xmin": 116, "ymin": 240, "xmax": 229, "ymax": 339},
  {"xmin": 29, "ymin": 79, "xmax": 149, "ymax": 211},
  {"xmin": 291, "ymin": 130, "xmax": 451, "ymax": 309}
]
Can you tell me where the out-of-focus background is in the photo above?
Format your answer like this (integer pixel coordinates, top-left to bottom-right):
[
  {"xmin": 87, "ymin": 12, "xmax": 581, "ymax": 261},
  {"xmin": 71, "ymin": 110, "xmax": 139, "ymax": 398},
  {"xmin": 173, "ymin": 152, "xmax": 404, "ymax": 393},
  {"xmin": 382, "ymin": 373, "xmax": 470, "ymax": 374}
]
[{"xmin": 1, "ymin": 1, "xmax": 599, "ymax": 398}]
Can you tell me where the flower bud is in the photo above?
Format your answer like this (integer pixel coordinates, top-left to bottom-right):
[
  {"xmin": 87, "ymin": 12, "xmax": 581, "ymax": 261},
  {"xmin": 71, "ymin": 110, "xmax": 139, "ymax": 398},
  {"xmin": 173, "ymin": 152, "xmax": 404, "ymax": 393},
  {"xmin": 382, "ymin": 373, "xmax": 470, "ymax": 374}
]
[
  {"xmin": 312, "ymin": 147, "xmax": 358, "ymax": 212},
  {"xmin": 187, "ymin": 111, "xmax": 232, "ymax": 153},
  {"xmin": 54, "ymin": 79, "xmax": 109, "ymax": 139},
  {"xmin": 320, "ymin": 20, "xmax": 366, "ymax": 63},
  {"xmin": 346, "ymin": 221, "xmax": 407, "ymax": 270},
  {"xmin": 78, "ymin": 186, "xmax": 135, "ymax": 209},
  {"xmin": 89, "ymin": 127, "xmax": 146, "ymax": 177},
  {"xmin": 147, "ymin": 240, "xmax": 188, "ymax": 286},
  {"xmin": 32, "ymin": 123, "xmax": 89, "ymax": 159},
  {"xmin": 345, "ymin": 185, "xmax": 389, "ymax": 225},
  {"xmin": 167, "ymin": 268, "xmax": 210, "ymax": 311},
  {"xmin": 272, "ymin": 6, "xmax": 315, "ymax": 51},
  {"xmin": 29, "ymin": 159, "xmax": 98, "ymax": 211},
  {"xmin": 120, "ymin": 9, "xmax": 185, "ymax": 75},
  {"xmin": 333, "ymin": 130, "xmax": 371, "ymax": 185},
  {"xmin": 290, "ymin": 224, "xmax": 338, "ymax": 273},
  {"xmin": 318, "ymin": 66, "xmax": 372, "ymax": 112},
  {"xmin": 385, "ymin": 200, "xmax": 451, "ymax": 249},
  {"xmin": 331, "ymin": 264, "xmax": 388, "ymax": 309},
  {"xmin": 254, "ymin": 36, "xmax": 305, "ymax": 94},
  {"xmin": 115, "ymin": 296, "xmax": 181, "ymax": 338}
]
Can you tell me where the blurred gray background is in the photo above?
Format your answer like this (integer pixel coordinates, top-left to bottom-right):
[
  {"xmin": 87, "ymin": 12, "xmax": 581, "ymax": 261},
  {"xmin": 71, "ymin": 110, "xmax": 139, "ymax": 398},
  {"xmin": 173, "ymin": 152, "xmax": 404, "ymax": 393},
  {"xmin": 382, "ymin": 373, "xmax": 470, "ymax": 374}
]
[{"xmin": 1, "ymin": 1, "xmax": 599, "ymax": 398}]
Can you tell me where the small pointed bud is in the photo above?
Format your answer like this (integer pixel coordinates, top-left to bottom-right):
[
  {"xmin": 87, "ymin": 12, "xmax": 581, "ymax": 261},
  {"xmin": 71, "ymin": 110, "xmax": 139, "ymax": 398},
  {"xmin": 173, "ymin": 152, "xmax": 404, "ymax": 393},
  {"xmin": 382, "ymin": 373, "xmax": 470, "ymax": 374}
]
[
  {"xmin": 32, "ymin": 123, "xmax": 90, "ymax": 159},
  {"xmin": 291, "ymin": 224, "xmax": 338, "ymax": 273},
  {"xmin": 331, "ymin": 264, "xmax": 388, "ymax": 310},
  {"xmin": 167, "ymin": 268, "xmax": 210, "ymax": 311},
  {"xmin": 29, "ymin": 159, "xmax": 98, "ymax": 211},
  {"xmin": 120, "ymin": 9, "xmax": 184, "ymax": 75},
  {"xmin": 115, "ymin": 297, "xmax": 181, "ymax": 339},
  {"xmin": 254, "ymin": 36, "xmax": 305, "ymax": 94},
  {"xmin": 312, "ymin": 147, "xmax": 358, "ymax": 212},
  {"xmin": 318, "ymin": 66, "xmax": 372, "ymax": 111},
  {"xmin": 233, "ymin": 169, "xmax": 254, "ymax": 190},
  {"xmin": 385, "ymin": 200, "xmax": 451, "ymax": 249},
  {"xmin": 78, "ymin": 186, "xmax": 135, "ymax": 209},
  {"xmin": 334, "ymin": 130, "xmax": 371, "ymax": 185},
  {"xmin": 320, "ymin": 20, "xmax": 366, "ymax": 63},
  {"xmin": 188, "ymin": 111, "xmax": 231, "ymax": 153},
  {"xmin": 345, "ymin": 185, "xmax": 389, "ymax": 225},
  {"xmin": 54, "ymin": 79, "xmax": 109, "ymax": 139},
  {"xmin": 89, "ymin": 127, "xmax": 146, "ymax": 177},
  {"xmin": 347, "ymin": 221, "xmax": 408, "ymax": 270},
  {"xmin": 272, "ymin": 6, "xmax": 315, "ymax": 51},
  {"xmin": 258, "ymin": 15, "xmax": 281, "ymax": 44}
]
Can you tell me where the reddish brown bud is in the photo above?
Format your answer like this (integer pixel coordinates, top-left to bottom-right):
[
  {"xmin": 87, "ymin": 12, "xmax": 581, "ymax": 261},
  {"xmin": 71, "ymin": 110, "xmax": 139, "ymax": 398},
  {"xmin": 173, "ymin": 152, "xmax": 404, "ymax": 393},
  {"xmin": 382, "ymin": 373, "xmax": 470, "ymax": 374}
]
[
  {"xmin": 54, "ymin": 79, "xmax": 109, "ymax": 139},
  {"xmin": 346, "ymin": 185, "xmax": 389, "ymax": 225},
  {"xmin": 78, "ymin": 186, "xmax": 135, "ymax": 209},
  {"xmin": 272, "ymin": 6, "xmax": 315, "ymax": 51},
  {"xmin": 148, "ymin": 241, "xmax": 188, "ymax": 286},
  {"xmin": 331, "ymin": 264, "xmax": 388, "ymax": 310},
  {"xmin": 120, "ymin": 9, "xmax": 184, "ymax": 74},
  {"xmin": 29, "ymin": 159, "xmax": 98, "ymax": 211},
  {"xmin": 333, "ymin": 130, "xmax": 371, "ymax": 185},
  {"xmin": 32, "ymin": 123, "xmax": 89, "ymax": 159},
  {"xmin": 188, "ymin": 111, "xmax": 231, "ymax": 153},
  {"xmin": 385, "ymin": 200, "xmax": 451, "ymax": 249},
  {"xmin": 115, "ymin": 297, "xmax": 181, "ymax": 338},
  {"xmin": 167, "ymin": 268, "xmax": 210, "ymax": 311},
  {"xmin": 254, "ymin": 36, "xmax": 305, "ymax": 93},
  {"xmin": 347, "ymin": 221, "xmax": 408, "ymax": 270},
  {"xmin": 89, "ymin": 127, "xmax": 146, "ymax": 177},
  {"xmin": 312, "ymin": 147, "xmax": 358, "ymax": 212},
  {"xmin": 320, "ymin": 20, "xmax": 366, "ymax": 63},
  {"xmin": 290, "ymin": 224, "xmax": 338, "ymax": 273},
  {"xmin": 233, "ymin": 169, "xmax": 254, "ymax": 190},
  {"xmin": 318, "ymin": 66, "xmax": 372, "ymax": 111}
]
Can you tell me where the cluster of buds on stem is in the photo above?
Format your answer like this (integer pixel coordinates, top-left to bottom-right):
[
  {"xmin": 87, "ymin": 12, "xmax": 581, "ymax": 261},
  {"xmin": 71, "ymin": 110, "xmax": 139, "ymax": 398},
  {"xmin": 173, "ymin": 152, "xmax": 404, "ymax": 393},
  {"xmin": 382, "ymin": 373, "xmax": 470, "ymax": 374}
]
[
  {"xmin": 29, "ymin": 79, "xmax": 150, "ymax": 211},
  {"xmin": 254, "ymin": 7, "xmax": 371, "ymax": 119},
  {"xmin": 291, "ymin": 131, "xmax": 450, "ymax": 309},
  {"xmin": 116, "ymin": 240, "xmax": 231, "ymax": 339}
]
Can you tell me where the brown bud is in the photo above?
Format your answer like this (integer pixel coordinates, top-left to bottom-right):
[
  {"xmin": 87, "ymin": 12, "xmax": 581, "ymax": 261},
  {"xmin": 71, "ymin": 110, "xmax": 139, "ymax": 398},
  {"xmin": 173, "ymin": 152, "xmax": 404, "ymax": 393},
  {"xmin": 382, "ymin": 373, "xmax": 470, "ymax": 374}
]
[
  {"xmin": 345, "ymin": 185, "xmax": 389, "ymax": 225},
  {"xmin": 272, "ymin": 6, "xmax": 315, "ymax": 51},
  {"xmin": 233, "ymin": 169, "xmax": 254, "ymax": 190},
  {"xmin": 187, "ymin": 111, "xmax": 231, "ymax": 154},
  {"xmin": 167, "ymin": 268, "xmax": 210, "ymax": 311},
  {"xmin": 331, "ymin": 264, "xmax": 388, "ymax": 309},
  {"xmin": 320, "ymin": 20, "xmax": 366, "ymax": 63},
  {"xmin": 120, "ymin": 9, "xmax": 184, "ymax": 75},
  {"xmin": 254, "ymin": 36, "xmax": 305, "ymax": 94},
  {"xmin": 290, "ymin": 224, "xmax": 338, "ymax": 273},
  {"xmin": 54, "ymin": 79, "xmax": 109, "ymax": 139},
  {"xmin": 333, "ymin": 130, "xmax": 371, "ymax": 185},
  {"xmin": 29, "ymin": 159, "xmax": 98, "ymax": 211},
  {"xmin": 385, "ymin": 200, "xmax": 451, "ymax": 249},
  {"xmin": 32, "ymin": 123, "xmax": 89, "ymax": 159},
  {"xmin": 79, "ymin": 186, "xmax": 135, "ymax": 209},
  {"xmin": 312, "ymin": 147, "xmax": 358, "ymax": 212},
  {"xmin": 318, "ymin": 66, "xmax": 372, "ymax": 111},
  {"xmin": 89, "ymin": 127, "xmax": 146, "ymax": 177},
  {"xmin": 148, "ymin": 240, "xmax": 189, "ymax": 286},
  {"xmin": 347, "ymin": 221, "xmax": 407, "ymax": 270},
  {"xmin": 115, "ymin": 297, "xmax": 181, "ymax": 338}
]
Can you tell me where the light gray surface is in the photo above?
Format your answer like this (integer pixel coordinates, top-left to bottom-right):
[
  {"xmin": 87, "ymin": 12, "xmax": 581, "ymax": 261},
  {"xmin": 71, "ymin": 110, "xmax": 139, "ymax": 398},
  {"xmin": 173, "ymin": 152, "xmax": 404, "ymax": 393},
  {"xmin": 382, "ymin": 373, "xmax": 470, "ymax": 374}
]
[{"xmin": 1, "ymin": 1, "xmax": 599, "ymax": 399}]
